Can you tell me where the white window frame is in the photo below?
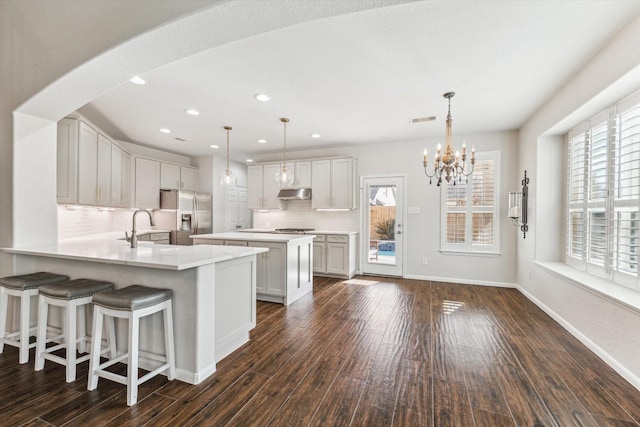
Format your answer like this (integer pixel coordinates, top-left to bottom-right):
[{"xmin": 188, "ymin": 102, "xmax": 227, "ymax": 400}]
[
  {"xmin": 565, "ymin": 91, "xmax": 640, "ymax": 290},
  {"xmin": 440, "ymin": 151, "xmax": 500, "ymax": 255}
]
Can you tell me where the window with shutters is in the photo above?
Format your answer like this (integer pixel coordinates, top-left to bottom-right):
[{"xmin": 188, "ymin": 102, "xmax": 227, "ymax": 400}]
[
  {"xmin": 440, "ymin": 151, "xmax": 500, "ymax": 254},
  {"xmin": 566, "ymin": 91, "xmax": 640, "ymax": 289}
]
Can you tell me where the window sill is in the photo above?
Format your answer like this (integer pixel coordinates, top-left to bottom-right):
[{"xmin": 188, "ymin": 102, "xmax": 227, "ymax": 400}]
[
  {"xmin": 535, "ymin": 261, "xmax": 640, "ymax": 314},
  {"xmin": 440, "ymin": 250, "xmax": 501, "ymax": 257}
]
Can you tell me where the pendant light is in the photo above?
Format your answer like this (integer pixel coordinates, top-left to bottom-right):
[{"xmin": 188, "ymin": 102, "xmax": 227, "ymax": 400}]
[
  {"xmin": 219, "ymin": 126, "xmax": 237, "ymax": 187},
  {"xmin": 275, "ymin": 117, "xmax": 294, "ymax": 188}
]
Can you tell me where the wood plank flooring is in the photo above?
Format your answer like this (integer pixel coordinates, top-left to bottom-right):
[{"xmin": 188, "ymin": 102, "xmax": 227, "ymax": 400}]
[{"xmin": 3, "ymin": 276, "xmax": 640, "ymax": 426}]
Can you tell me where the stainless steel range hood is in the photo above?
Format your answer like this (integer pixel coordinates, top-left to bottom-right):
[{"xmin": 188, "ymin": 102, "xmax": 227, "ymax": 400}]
[{"xmin": 277, "ymin": 188, "xmax": 312, "ymax": 200}]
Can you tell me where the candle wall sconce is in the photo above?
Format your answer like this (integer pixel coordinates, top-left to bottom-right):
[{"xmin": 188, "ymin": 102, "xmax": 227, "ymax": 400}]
[{"xmin": 508, "ymin": 171, "xmax": 529, "ymax": 238}]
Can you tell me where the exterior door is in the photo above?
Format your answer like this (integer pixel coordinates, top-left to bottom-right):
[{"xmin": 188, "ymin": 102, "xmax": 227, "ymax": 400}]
[{"xmin": 361, "ymin": 175, "xmax": 405, "ymax": 277}]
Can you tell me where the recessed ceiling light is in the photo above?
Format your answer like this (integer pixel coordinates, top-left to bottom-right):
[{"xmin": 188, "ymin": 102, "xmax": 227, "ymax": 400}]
[
  {"xmin": 310, "ymin": 133, "xmax": 321, "ymax": 138},
  {"xmin": 185, "ymin": 109, "xmax": 200, "ymax": 116},
  {"xmin": 254, "ymin": 93, "xmax": 270, "ymax": 102},
  {"xmin": 129, "ymin": 76, "xmax": 146, "ymax": 85},
  {"xmin": 246, "ymin": 159, "xmax": 254, "ymax": 163},
  {"xmin": 159, "ymin": 128, "xmax": 171, "ymax": 134},
  {"xmin": 210, "ymin": 144, "xmax": 219, "ymax": 149},
  {"xmin": 258, "ymin": 139, "xmax": 267, "ymax": 144}
]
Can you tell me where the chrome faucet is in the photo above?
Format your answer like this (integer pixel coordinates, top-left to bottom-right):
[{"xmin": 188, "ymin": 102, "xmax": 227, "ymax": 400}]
[{"xmin": 126, "ymin": 209, "xmax": 155, "ymax": 248}]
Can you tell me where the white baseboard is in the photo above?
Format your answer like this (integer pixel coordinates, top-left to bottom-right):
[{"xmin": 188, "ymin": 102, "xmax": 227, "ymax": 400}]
[
  {"xmin": 404, "ymin": 274, "xmax": 517, "ymax": 288},
  {"xmin": 517, "ymin": 284, "xmax": 640, "ymax": 392}
]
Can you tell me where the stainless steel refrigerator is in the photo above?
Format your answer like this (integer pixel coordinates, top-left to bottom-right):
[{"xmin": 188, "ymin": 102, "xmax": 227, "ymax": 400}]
[{"xmin": 155, "ymin": 189, "xmax": 212, "ymax": 245}]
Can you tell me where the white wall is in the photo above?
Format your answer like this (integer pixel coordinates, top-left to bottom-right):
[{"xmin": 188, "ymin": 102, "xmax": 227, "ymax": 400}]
[
  {"xmin": 251, "ymin": 129, "xmax": 519, "ymax": 285},
  {"xmin": 518, "ymin": 15, "xmax": 640, "ymax": 387}
]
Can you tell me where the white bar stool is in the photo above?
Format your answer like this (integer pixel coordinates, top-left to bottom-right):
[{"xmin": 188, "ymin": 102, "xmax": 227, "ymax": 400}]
[
  {"xmin": 88, "ymin": 285, "xmax": 175, "ymax": 406},
  {"xmin": 0, "ymin": 272, "xmax": 69, "ymax": 364},
  {"xmin": 35, "ymin": 278, "xmax": 115, "ymax": 382}
]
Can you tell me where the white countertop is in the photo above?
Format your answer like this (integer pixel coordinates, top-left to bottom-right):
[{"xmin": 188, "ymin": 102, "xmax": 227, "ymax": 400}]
[
  {"xmin": 4, "ymin": 237, "xmax": 267, "ymax": 271},
  {"xmin": 237, "ymin": 229, "xmax": 358, "ymax": 236},
  {"xmin": 193, "ymin": 232, "xmax": 316, "ymax": 243}
]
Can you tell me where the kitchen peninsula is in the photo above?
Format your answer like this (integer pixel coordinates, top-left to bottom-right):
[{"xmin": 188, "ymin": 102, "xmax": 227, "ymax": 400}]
[
  {"xmin": 3, "ymin": 238, "xmax": 267, "ymax": 384},
  {"xmin": 192, "ymin": 232, "xmax": 314, "ymax": 306}
]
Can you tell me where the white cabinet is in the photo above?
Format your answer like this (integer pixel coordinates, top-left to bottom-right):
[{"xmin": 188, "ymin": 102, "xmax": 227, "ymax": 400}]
[
  {"xmin": 313, "ymin": 233, "xmax": 357, "ymax": 279},
  {"xmin": 193, "ymin": 236, "xmax": 313, "ymax": 305},
  {"xmin": 247, "ymin": 164, "xmax": 281, "ymax": 210},
  {"xmin": 56, "ymin": 118, "xmax": 78, "ymax": 205},
  {"xmin": 160, "ymin": 164, "xmax": 198, "ymax": 191},
  {"xmin": 293, "ymin": 161, "xmax": 312, "ymax": 188},
  {"xmin": 134, "ymin": 157, "xmax": 160, "ymax": 209},
  {"xmin": 57, "ymin": 117, "xmax": 130, "ymax": 208},
  {"xmin": 180, "ymin": 166, "xmax": 198, "ymax": 191},
  {"xmin": 249, "ymin": 241, "xmax": 286, "ymax": 297},
  {"xmin": 96, "ymin": 133, "xmax": 112, "ymax": 206},
  {"xmin": 160, "ymin": 163, "xmax": 180, "ymax": 190},
  {"xmin": 121, "ymin": 151, "xmax": 131, "ymax": 207},
  {"xmin": 311, "ymin": 158, "xmax": 356, "ymax": 210}
]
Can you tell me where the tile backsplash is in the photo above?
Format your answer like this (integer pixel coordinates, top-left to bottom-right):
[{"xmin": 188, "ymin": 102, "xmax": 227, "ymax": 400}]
[
  {"xmin": 58, "ymin": 207, "xmax": 153, "ymax": 240},
  {"xmin": 251, "ymin": 200, "xmax": 358, "ymax": 231}
]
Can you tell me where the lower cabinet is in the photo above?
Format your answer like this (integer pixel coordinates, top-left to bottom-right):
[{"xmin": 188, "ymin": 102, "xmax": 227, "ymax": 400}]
[
  {"xmin": 313, "ymin": 233, "xmax": 357, "ymax": 279},
  {"xmin": 193, "ymin": 237, "xmax": 313, "ymax": 305}
]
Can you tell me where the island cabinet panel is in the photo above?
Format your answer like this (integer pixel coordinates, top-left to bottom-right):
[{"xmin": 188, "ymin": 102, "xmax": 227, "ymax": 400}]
[
  {"xmin": 193, "ymin": 233, "xmax": 314, "ymax": 305},
  {"xmin": 249, "ymin": 241, "xmax": 286, "ymax": 297}
]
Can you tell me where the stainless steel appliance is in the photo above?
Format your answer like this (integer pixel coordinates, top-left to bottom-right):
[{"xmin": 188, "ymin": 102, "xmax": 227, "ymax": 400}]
[{"xmin": 155, "ymin": 190, "xmax": 212, "ymax": 245}]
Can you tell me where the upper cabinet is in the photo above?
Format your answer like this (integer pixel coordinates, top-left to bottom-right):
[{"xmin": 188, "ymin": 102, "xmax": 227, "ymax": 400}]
[
  {"xmin": 247, "ymin": 164, "xmax": 281, "ymax": 210},
  {"xmin": 311, "ymin": 157, "xmax": 356, "ymax": 210},
  {"xmin": 293, "ymin": 161, "xmax": 311, "ymax": 188},
  {"xmin": 58, "ymin": 118, "xmax": 123, "ymax": 207},
  {"xmin": 160, "ymin": 163, "xmax": 198, "ymax": 191},
  {"xmin": 134, "ymin": 157, "xmax": 160, "ymax": 209}
]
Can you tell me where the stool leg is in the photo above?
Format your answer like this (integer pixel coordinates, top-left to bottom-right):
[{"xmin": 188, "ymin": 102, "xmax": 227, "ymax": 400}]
[
  {"xmin": 127, "ymin": 312, "xmax": 140, "ymax": 406},
  {"xmin": 18, "ymin": 290, "xmax": 31, "ymax": 364},
  {"xmin": 0, "ymin": 287, "xmax": 7, "ymax": 354},
  {"xmin": 78, "ymin": 303, "xmax": 87, "ymax": 354},
  {"xmin": 164, "ymin": 301, "xmax": 176, "ymax": 380},
  {"xmin": 66, "ymin": 300, "xmax": 78, "ymax": 382},
  {"xmin": 34, "ymin": 295, "xmax": 49, "ymax": 371},
  {"xmin": 87, "ymin": 306, "xmax": 104, "ymax": 391},
  {"xmin": 106, "ymin": 315, "xmax": 116, "ymax": 360}
]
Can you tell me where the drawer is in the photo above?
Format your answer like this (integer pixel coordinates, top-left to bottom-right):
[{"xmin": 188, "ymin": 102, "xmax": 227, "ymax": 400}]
[
  {"xmin": 150, "ymin": 232, "xmax": 170, "ymax": 241},
  {"xmin": 313, "ymin": 234, "xmax": 326, "ymax": 242},
  {"xmin": 327, "ymin": 235, "xmax": 348, "ymax": 243},
  {"xmin": 225, "ymin": 240, "xmax": 248, "ymax": 247}
]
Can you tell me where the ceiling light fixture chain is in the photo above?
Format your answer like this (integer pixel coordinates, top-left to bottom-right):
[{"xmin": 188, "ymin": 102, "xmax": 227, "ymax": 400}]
[
  {"xmin": 219, "ymin": 125, "xmax": 237, "ymax": 187},
  {"xmin": 422, "ymin": 92, "xmax": 475, "ymax": 186},
  {"xmin": 275, "ymin": 117, "xmax": 294, "ymax": 188}
]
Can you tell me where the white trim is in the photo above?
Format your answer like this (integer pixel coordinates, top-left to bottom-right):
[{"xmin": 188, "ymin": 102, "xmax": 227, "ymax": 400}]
[
  {"xmin": 404, "ymin": 274, "xmax": 516, "ymax": 288},
  {"xmin": 440, "ymin": 250, "xmax": 501, "ymax": 257},
  {"xmin": 517, "ymin": 280, "xmax": 640, "ymax": 392}
]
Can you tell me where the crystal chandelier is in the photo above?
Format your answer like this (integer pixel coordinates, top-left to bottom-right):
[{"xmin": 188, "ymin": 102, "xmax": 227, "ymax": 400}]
[
  {"xmin": 275, "ymin": 117, "xmax": 294, "ymax": 188},
  {"xmin": 422, "ymin": 92, "xmax": 475, "ymax": 186},
  {"xmin": 219, "ymin": 125, "xmax": 237, "ymax": 187}
]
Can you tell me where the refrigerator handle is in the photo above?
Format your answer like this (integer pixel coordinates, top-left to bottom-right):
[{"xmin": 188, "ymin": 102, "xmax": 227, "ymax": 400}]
[{"xmin": 193, "ymin": 195, "xmax": 199, "ymax": 233}]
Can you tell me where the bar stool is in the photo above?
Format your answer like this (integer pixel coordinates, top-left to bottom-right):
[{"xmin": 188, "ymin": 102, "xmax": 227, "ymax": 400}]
[
  {"xmin": 0, "ymin": 272, "xmax": 69, "ymax": 363},
  {"xmin": 35, "ymin": 278, "xmax": 115, "ymax": 382},
  {"xmin": 88, "ymin": 285, "xmax": 175, "ymax": 406}
]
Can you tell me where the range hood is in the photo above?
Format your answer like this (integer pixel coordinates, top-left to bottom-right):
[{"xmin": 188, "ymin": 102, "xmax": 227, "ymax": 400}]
[{"xmin": 277, "ymin": 188, "xmax": 312, "ymax": 200}]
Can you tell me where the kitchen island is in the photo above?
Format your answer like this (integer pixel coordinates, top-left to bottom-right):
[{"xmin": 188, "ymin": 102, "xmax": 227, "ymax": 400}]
[
  {"xmin": 193, "ymin": 232, "xmax": 314, "ymax": 306},
  {"xmin": 3, "ymin": 238, "xmax": 267, "ymax": 384}
]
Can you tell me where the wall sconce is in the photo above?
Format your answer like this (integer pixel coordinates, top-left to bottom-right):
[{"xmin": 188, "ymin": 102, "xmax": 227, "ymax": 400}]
[{"xmin": 509, "ymin": 170, "xmax": 529, "ymax": 238}]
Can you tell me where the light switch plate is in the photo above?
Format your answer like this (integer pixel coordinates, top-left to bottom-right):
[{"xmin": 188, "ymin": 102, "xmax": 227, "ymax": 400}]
[{"xmin": 408, "ymin": 207, "xmax": 420, "ymax": 214}]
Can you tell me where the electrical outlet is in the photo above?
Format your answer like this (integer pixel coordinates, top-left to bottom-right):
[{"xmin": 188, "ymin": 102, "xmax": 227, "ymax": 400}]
[{"xmin": 422, "ymin": 258, "xmax": 428, "ymax": 265}]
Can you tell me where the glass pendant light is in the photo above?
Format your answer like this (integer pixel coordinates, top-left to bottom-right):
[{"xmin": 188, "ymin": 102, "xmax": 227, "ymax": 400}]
[
  {"xmin": 275, "ymin": 117, "xmax": 294, "ymax": 188},
  {"xmin": 219, "ymin": 126, "xmax": 237, "ymax": 187}
]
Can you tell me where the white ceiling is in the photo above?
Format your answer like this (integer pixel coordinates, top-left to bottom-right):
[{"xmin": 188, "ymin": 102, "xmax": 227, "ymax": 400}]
[{"xmin": 79, "ymin": 1, "xmax": 640, "ymax": 162}]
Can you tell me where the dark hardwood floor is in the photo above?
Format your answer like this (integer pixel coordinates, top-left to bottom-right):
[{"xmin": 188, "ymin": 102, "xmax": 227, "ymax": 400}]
[{"xmin": 3, "ymin": 275, "xmax": 640, "ymax": 426}]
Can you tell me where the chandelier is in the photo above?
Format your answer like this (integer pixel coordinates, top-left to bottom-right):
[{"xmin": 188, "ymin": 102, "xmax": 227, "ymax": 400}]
[
  {"xmin": 219, "ymin": 125, "xmax": 237, "ymax": 187},
  {"xmin": 275, "ymin": 117, "xmax": 294, "ymax": 188},
  {"xmin": 422, "ymin": 92, "xmax": 475, "ymax": 186}
]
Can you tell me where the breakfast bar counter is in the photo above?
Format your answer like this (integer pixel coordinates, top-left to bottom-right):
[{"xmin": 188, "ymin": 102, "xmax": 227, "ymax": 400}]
[{"xmin": 3, "ymin": 238, "xmax": 267, "ymax": 384}]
